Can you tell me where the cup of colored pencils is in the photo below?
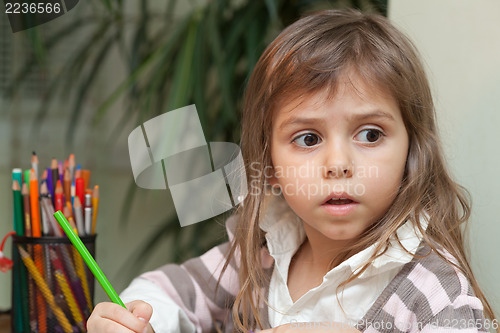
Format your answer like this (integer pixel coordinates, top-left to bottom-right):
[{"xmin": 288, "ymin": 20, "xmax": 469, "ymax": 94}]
[{"xmin": 8, "ymin": 152, "xmax": 100, "ymax": 333}]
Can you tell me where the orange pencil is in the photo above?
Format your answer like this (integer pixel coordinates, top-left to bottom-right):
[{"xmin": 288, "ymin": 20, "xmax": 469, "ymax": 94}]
[
  {"xmin": 63, "ymin": 169, "xmax": 71, "ymax": 203},
  {"xmin": 91, "ymin": 185, "xmax": 99, "ymax": 234},
  {"xmin": 29, "ymin": 171, "xmax": 47, "ymax": 332},
  {"xmin": 29, "ymin": 169, "xmax": 41, "ymax": 237},
  {"xmin": 81, "ymin": 170, "xmax": 90, "ymax": 192},
  {"xmin": 69, "ymin": 154, "xmax": 75, "ymax": 182}
]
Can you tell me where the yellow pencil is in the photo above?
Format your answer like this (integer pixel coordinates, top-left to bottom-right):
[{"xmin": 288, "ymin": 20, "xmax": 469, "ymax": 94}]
[
  {"xmin": 17, "ymin": 246, "xmax": 72, "ymax": 332},
  {"xmin": 91, "ymin": 185, "xmax": 99, "ymax": 234},
  {"xmin": 54, "ymin": 270, "xmax": 85, "ymax": 331},
  {"xmin": 50, "ymin": 248, "xmax": 86, "ymax": 331}
]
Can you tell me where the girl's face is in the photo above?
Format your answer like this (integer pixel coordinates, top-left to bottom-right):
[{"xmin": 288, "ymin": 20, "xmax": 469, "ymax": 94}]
[{"xmin": 268, "ymin": 74, "xmax": 409, "ymax": 247}]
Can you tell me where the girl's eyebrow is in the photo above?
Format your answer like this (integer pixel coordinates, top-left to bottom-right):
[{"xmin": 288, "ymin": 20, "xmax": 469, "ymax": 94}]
[
  {"xmin": 279, "ymin": 117, "xmax": 322, "ymax": 131},
  {"xmin": 279, "ymin": 110, "xmax": 395, "ymax": 131},
  {"xmin": 347, "ymin": 110, "xmax": 396, "ymax": 122}
]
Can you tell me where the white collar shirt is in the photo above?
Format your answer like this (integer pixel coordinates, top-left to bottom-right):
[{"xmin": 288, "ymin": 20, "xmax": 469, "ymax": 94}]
[{"xmin": 259, "ymin": 195, "xmax": 428, "ymax": 328}]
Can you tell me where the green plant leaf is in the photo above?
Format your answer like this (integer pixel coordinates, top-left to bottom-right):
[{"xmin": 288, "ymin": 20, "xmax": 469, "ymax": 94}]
[
  {"xmin": 264, "ymin": 0, "xmax": 278, "ymax": 21},
  {"xmin": 93, "ymin": 14, "xmax": 192, "ymax": 125},
  {"xmin": 59, "ymin": 20, "xmax": 112, "ymax": 99},
  {"xmin": 207, "ymin": 2, "xmax": 236, "ymax": 124},
  {"xmin": 165, "ymin": 12, "xmax": 198, "ymax": 111},
  {"xmin": 66, "ymin": 31, "xmax": 118, "ymax": 146},
  {"xmin": 5, "ymin": 17, "xmax": 92, "ymax": 98}
]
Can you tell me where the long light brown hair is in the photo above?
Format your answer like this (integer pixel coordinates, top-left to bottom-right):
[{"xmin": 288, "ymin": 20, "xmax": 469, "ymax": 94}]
[{"xmin": 218, "ymin": 9, "xmax": 497, "ymax": 332}]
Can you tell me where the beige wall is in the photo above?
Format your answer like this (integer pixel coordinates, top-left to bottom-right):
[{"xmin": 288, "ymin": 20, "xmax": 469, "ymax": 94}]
[{"xmin": 389, "ymin": 0, "xmax": 500, "ymax": 315}]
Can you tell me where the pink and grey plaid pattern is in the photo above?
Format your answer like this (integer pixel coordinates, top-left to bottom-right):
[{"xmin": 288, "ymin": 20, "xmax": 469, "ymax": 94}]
[{"xmin": 139, "ymin": 218, "xmax": 488, "ymax": 332}]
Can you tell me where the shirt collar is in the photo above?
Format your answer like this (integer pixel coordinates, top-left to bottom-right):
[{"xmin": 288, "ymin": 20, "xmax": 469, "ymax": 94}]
[{"xmin": 260, "ymin": 194, "xmax": 428, "ymax": 279}]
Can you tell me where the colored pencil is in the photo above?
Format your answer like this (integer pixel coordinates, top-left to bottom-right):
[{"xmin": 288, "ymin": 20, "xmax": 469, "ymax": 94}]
[
  {"xmin": 29, "ymin": 169, "xmax": 48, "ymax": 332},
  {"xmin": 73, "ymin": 197, "xmax": 85, "ymax": 236},
  {"xmin": 11, "ymin": 172, "xmax": 26, "ymax": 332},
  {"xmin": 69, "ymin": 154, "xmax": 75, "ymax": 183},
  {"xmin": 55, "ymin": 180, "xmax": 64, "ymax": 213},
  {"xmin": 84, "ymin": 207, "xmax": 92, "ymax": 236},
  {"xmin": 40, "ymin": 186, "xmax": 62, "ymax": 237},
  {"xmin": 21, "ymin": 183, "xmax": 31, "ymax": 237},
  {"xmin": 31, "ymin": 152, "xmax": 39, "ymax": 182},
  {"xmin": 71, "ymin": 247, "xmax": 93, "ymax": 315},
  {"xmin": 12, "ymin": 153, "xmax": 101, "ymax": 331},
  {"xmin": 81, "ymin": 170, "xmax": 90, "ymax": 193},
  {"xmin": 12, "ymin": 180, "xmax": 24, "ymax": 236},
  {"xmin": 84, "ymin": 193, "xmax": 92, "ymax": 235},
  {"xmin": 29, "ymin": 169, "xmax": 41, "ymax": 237},
  {"xmin": 24, "ymin": 170, "xmax": 30, "ymax": 191},
  {"xmin": 12, "ymin": 168, "xmax": 23, "ymax": 191},
  {"xmin": 58, "ymin": 161, "xmax": 64, "ymax": 185},
  {"xmin": 11, "ymin": 179, "xmax": 25, "ymax": 332},
  {"xmin": 17, "ymin": 246, "xmax": 72, "ymax": 332},
  {"xmin": 71, "ymin": 182, "xmax": 75, "ymax": 207},
  {"xmin": 49, "ymin": 248, "xmax": 86, "ymax": 331},
  {"xmin": 45, "ymin": 168, "xmax": 54, "ymax": 202},
  {"xmin": 51, "ymin": 159, "xmax": 59, "ymax": 202},
  {"xmin": 63, "ymin": 169, "xmax": 71, "ymax": 203},
  {"xmin": 91, "ymin": 185, "xmax": 99, "ymax": 234},
  {"xmin": 54, "ymin": 211, "xmax": 125, "ymax": 308},
  {"xmin": 40, "ymin": 182, "xmax": 53, "ymax": 236},
  {"xmin": 63, "ymin": 206, "xmax": 78, "ymax": 234},
  {"xmin": 75, "ymin": 177, "xmax": 85, "ymax": 211}
]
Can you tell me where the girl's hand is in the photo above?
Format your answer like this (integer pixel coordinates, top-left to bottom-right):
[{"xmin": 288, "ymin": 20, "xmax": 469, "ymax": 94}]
[
  {"xmin": 259, "ymin": 322, "xmax": 361, "ymax": 333},
  {"xmin": 87, "ymin": 300, "xmax": 154, "ymax": 333}
]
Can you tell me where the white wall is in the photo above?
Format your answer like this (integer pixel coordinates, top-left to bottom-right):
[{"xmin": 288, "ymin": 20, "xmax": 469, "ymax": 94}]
[{"xmin": 389, "ymin": 0, "xmax": 500, "ymax": 315}]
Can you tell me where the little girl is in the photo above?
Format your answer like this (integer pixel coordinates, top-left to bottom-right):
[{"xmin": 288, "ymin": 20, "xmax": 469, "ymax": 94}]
[{"xmin": 88, "ymin": 9, "xmax": 498, "ymax": 333}]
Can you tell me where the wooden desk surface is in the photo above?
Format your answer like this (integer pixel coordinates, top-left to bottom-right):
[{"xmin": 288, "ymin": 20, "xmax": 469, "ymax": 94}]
[{"xmin": 0, "ymin": 314, "xmax": 10, "ymax": 333}]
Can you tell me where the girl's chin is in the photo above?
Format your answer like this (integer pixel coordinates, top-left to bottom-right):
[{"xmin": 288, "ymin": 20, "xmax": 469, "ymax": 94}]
[{"xmin": 305, "ymin": 224, "xmax": 364, "ymax": 244}]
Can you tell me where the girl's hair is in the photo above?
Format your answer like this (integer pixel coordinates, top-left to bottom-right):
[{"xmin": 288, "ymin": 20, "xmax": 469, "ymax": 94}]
[{"xmin": 218, "ymin": 8, "xmax": 497, "ymax": 332}]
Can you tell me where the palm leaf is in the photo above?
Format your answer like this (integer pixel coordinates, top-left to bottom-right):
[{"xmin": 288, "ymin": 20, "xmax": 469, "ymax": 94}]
[{"xmin": 66, "ymin": 31, "xmax": 118, "ymax": 145}]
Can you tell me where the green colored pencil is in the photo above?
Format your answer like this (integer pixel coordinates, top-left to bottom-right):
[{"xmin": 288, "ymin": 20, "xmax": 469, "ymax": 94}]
[
  {"xmin": 53, "ymin": 210, "xmax": 126, "ymax": 308},
  {"xmin": 12, "ymin": 179, "xmax": 25, "ymax": 331},
  {"xmin": 12, "ymin": 180, "xmax": 25, "ymax": 235}
]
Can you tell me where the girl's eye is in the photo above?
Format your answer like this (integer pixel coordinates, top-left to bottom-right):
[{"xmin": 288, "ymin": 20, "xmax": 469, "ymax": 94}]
[
  {"xmin": 354, "ymin": 129, "xmax": 384, "ymax": 143},
  {"xmin": 293, "ymin": 133, "xmax": 321, "ymax": 147}
]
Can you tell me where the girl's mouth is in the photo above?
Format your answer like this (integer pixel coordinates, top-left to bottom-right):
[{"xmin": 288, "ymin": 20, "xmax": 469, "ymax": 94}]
[
  {"xmin": 321, "ymin": 198, "xmax": 359, "ymax": 216},
  {"xmin": 325, "ymin": 198, "xmax": 354, "ymax": 205}
]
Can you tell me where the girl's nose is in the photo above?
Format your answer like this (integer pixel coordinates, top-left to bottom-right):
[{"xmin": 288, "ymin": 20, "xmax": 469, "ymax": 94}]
[{"xmin": 322, "ymin": 142, "xmax": 353, "ymax": 179}]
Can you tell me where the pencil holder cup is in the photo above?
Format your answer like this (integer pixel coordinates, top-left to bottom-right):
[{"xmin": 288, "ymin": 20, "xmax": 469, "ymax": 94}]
[{"xmin": 11, "ymin": 235, "xmax": 97, "ymax": 333}]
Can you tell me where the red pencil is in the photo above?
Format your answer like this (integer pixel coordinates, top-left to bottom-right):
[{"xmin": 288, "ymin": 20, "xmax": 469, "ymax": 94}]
[{"xmin": 75, "ymin": 177, "xmax": 85, "ymax": 209}]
